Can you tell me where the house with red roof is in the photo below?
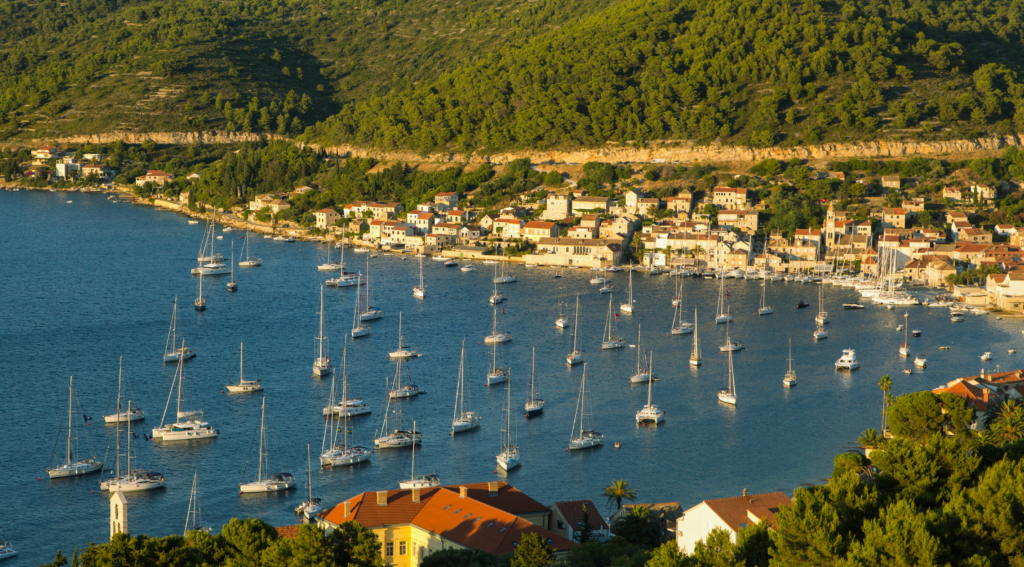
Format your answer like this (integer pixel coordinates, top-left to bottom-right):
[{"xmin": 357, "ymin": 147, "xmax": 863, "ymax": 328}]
[
  {"xmin": 675, "ymin": 491, "xmax": 791, "ymax": 553},
  {"xmin": 549, "ymin": 500, "xmax": 610, "ymax": 543},
  {"xmin": 523, "ymin": 221, "xmax": 559, "ymax": 242},
  {"xmin": 314, "ymin": 208, "xmax": 340, "ymax": 230}
]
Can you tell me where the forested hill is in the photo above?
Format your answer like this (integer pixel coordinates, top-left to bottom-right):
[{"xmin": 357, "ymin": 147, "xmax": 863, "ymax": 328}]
[{"xmin": 306, "ymin": 0, "xmax": 1024, "ymax": 152}]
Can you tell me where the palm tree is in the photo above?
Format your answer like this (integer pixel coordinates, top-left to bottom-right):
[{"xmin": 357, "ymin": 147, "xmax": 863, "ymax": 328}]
[
  {"xmin": 603, "ymin": 479, "xmax": 637, "ymax": 511},
  {"xmin": 611, "ymin": 506, "xmax": 662, "ymax": 548},
  {"xmin": 856, "ymin": 428, "xmax": 885, "ymax": 449},
  {"xmin": 879, "ymin": 374, "xmax": 892, "ymax": 432}
]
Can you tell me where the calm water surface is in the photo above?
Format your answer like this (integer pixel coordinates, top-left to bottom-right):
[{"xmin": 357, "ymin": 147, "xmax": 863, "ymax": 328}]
[{"xmin": 1, "ymin": 191, "xmax": 1021, "ymax": 564}]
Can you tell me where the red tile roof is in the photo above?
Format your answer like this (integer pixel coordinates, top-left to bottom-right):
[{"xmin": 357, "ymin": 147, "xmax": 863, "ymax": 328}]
[
  {"xmin": 524, "ymin": 221, "xmax": 557, "ymax": 229},
  {"xmin": 552, "ymin": 500, "xmax": 609, "ymax": 531},
  {"xmin": 702, "ymin": 492, "xmax": 791, "ymax": 532},
  {"xmin": 276, "ymin": 525, "xmax": 301, "ymax": 539}
]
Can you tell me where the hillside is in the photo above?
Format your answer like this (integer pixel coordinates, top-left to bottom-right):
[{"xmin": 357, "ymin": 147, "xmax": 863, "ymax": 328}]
[{"xmin": 0, "ymin": 0, "xmax": 617, "ymax": 140}]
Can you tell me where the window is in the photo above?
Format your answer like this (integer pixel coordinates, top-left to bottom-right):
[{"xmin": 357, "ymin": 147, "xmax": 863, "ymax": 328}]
[
  {"xmin": 399, "ymin": 541, "xmax": 407, "ymax": 556},
  {"xmin": 385, "ymin": 542, "xmax": 394, "ymax": 557}
]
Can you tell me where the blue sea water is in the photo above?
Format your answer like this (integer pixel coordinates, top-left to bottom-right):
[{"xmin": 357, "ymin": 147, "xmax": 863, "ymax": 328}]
[{"xmin": 0, "ymin": 190, "xmax": 1020, "ymax": 565}]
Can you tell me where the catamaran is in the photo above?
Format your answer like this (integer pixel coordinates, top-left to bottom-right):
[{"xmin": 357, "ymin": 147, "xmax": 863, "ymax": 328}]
[
  {"xmin": 296, "ymin": 445, "xmax": 323, "ymax": 519},
  {"xmin": 239, "ymin": 398, "xmax": 296, "ymax": 493},
  {"xmin": 226, "ymin": 242, "xmax": 238, "ymax": 292},
  {"xmin": 636, "ymin": 352, "xmax": 664, "ymax": 425},
  {"xmin": 152, "ymin": 348, "xmax": 219, "ymax": 441},
  {"xmin": 758, "ymin": 279, "xmax": 773, "ymax": 316},
  {"xmin": 225, "ymin": 342, "xmax": 263, "ymax": 393},
  {"xmin": 568, "ymin": 364, "xmax": 603, "ymax": 450},
  {"xmin": 601, "ymin": 293, "xmax": 626, "ymax": 349},
  {"xmin": 566, "ymin": 295, "xmax": 584, "ymax": 365},
  {"xmin": 47, "ymin": 376, "xmax": 104, "ymax": 478},
  {"xmin": 321, "ymin": 341, "xmax": 372, "ymax": 466},
  {"xmin": 100, "ymin": 400, "xmax": 166, "ymax": 492},
  {"xmin": 388, "ymin": 313, "xmax": 419, "ymax": 358},
  {"xmin": 398, "ymin": 422, "xmax": 441, "ymax": 488},
  {"xmin": 351, "ymin": 275, "xmax": 370, "ymax": 338},
  {"xmin": 718, "ymin": 345, "xmax": 737, "ymax": 405},
  {"xmin": 452, "ymin": 340, "xmax": 482, "ymax": 433},
  {"xmin": 783, "ymin": 338, "xmax": 797, "ymax": 388},
  {"xmin": 104, "ymin": 357, "xmax": 145, "ymax": 423},
  {"xmin": 163, "ymin": 297, "xmax": 195, "ymax": 363},
  {"xmin": 620, "ymin": 265, "xmax": 635, "ymax": 314},
  {"xmin": 238, "ymin": 227, "xmax": 262, "ymax": 267},
  {"xmin": 524, "ymin": 346, "xmax": 544, "ymax": 417},
  {"xmin": 496, "ymin": 376, "xmax": 521, "ymax": 470},
  {"xmin": 689, "ymin": 308, "xmax": 702, "ymax": 367},
  {"xmin": 359, "ymin": 255, "xmax": 383, "ymax": 321},
  {"xmin": 715, "ymin": 275, "xmax": 733, "ymax": 323},
  {"xmin": 629, "ymin": 325, "xmax": 651, "ymax": 383},
  {"xmin": 413, "ymin": 255, "xmax": 426, "ymax": 299},
  {"xmin": 313, "ymin": 285, "xmax": 331, "ymax": 377}
]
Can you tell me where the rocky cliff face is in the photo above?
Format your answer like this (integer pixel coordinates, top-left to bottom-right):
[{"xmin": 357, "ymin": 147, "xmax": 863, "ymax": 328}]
[{"xmin": 16, "ymin": 130, "xmax": 1024, "ymax": 165}]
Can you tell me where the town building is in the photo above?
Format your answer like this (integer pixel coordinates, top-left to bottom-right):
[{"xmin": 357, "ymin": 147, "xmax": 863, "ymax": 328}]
[
  {"xmin": 986, "ymin": 271, "xmax": 1024, "ymax": 310},
  {"xmin": 314, "ymin": 208, "xmax": 341, "ymax": 230},
  {"xmin": 433, "ymin": 191, "xmax": 459, "ymax": 211},
  {"xmin": 543, "ymin": 194, "xmax": 573, "ymax": 220},
  {"xmin": 535, "ymin": 237, "xmax": 623, "ymax": 268},
  {"xmin": 548, "ymin": 500, "xmax": 610, "ymax": 543},
  {"xmin": 676, "ymin": 491, "xmax": 792, "ymax": 554},
  {"xmin": 135, "ymin": 170, "xmax": 175, "ymax": 187},
  {"xmin": 32, "ymin": 146, "xmax": 62, "ymax": 160},
  {"xmin": 959, "ymin": 228, "xmax": 993, "ymax": 245},
  {"xmin": 712, "ymin": 187, "xmax": 751, "ymax": 210},
  {"xmin": 716, "ymin": 210, "xmax": 758, "ymax": 234},
  {"xmin": 522, "ymin": 221, "xmax": 560, "ymax": 242},
  {"xmin": 571, "ymin": 196, "xmax": 612, "ymax": 214},
  {"xmin": 881, "ymin": 175, "xmax": 901, "ymax": 189}
]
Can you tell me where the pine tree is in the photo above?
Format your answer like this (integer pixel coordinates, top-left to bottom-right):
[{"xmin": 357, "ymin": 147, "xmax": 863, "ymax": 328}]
[{"xmin": 575, "ymin": 503, "xmax": 594, "ymax": 544}]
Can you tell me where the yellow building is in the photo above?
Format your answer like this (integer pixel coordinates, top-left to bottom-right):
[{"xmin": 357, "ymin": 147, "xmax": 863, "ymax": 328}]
[{"xmin": 316, "ymin": 482, "xmax": 574, "ymax": 566}]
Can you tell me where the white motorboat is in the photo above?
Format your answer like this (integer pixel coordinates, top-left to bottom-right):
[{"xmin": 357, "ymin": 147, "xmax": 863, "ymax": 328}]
[
  {"xmin": 689, "ymin": 308, "xmax": 702, "ymax": 367},
  {"xmin": 951, "ymin": 314, "xmax": 965, "ymax": 323},
  {"xmin": 783, "ymin": 339, "xmax": 797, "ymax": 388},
  {"xmin": 606, "ymin": 266, "xmax": 621, "ymax": 272},
  {"xmin": 601, "ymin": 293, "xmax": 626, "ymax": 349},
  {"xmin": 568, "ymin": 364, "xmax": 603, "ymax": 450},
  {"xmin": 524, "ymin": 347, "xmax": 545, "ymax": 418},
  {"xmin": 152, "ymin": 351, "xmax": 219, "ymax": 442},
  {"xmin": 496, "ymin": 376, "xmax": 521, "ymax": 471},
  {"xmin": 398, "ymin": 422, "xmax": 441, "ymax": 487},
  {"xmin": 566, "ymin": 296, "xmax": 584, "ymax": 366},
  {"xmin": 629, "ymin": 325, "xmax": 651, "ymax": 383},
  {"xmin": 163, "ymin": 297, "xmax": 196, "ymax": 363},
  {"xmin": 413, "ymin": 256, "xmax": 426, "ymax": 299},
  {"xmin": 718, "ymin": 345, "xmax": 737, "ymax": 406},
  {"xmin": 358, "ymin": 255, "xmax": 383, "ymax": 321},
  {"xmin": 914, "ymin": 354, "xmax": 927, "ymax": 368},
  {"xmin": 313, "ymin": 285, "xmax": 332, "ymax": 378},
  {"xmin": 350, "ymin": 274, "xmax": 371, "ymax": 338},
  {"xmin": 100, "ymin": 400, "xmax": 165, "ymax": 493},
  {"xmin": 620, "ymin": 265, "xmax": 635, "ymax": 313},
  {"xmin": 48, "ymin": 376, "xmax": 104, "ymax": 479},
  {"xmin": 635, "ymin": 352, "xmax": 664, "ymax": 425},
  {"xmin": 452, "ymin": 341, "xmax": 482, "ymax": 433},
  {"xmin": 238, "ymin": 228, "xmax": 262, "ymax": 267},
  {"xmin": 239, "ymin": 398, "xmax": 296, "ymax": 493},
  {"xmin": 812, "ymin": 326, "xmax": 829, "ymax": 341},
  {"xmin": 432, "ymin": 255, "xmax": 446, "ymax": 261},
  {"xmin": 388, "ymin": 314, "xmax": 419, "ymax": 358},
  {"xmin": 103, "ymin": 357, "xmax": 145, "ymax": 423},
  {"xmin": 981, "ymin": 352, "xmax": 993, "ymax": 361},
  {"xmin": 444, "ymin": 259, "xmax": 458, "ymax": 267},
  {"xmin": 0, "ymin": 531, "xmax": 17, "ymax": 561},
  {"xmin": 461, "ymin": 263, "xmax": 476, "ymax": 272},
  {"xmin": 835, "ymin": 349, "xmax": 860, "ymax": 371},
  {"xmin": 225, "ymin": 342, "xmax": 262, "ymax": 393},
  {"xmin": 321, "ymin": 343, "xmax": 372, "ymax": 467}
]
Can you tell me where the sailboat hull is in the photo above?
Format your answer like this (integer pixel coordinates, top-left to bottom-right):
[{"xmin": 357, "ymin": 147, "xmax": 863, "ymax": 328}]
[
  {"xmin": 555, "ymin": 317, "xmax": 569, "ymax": 328},
  {"xmin": 452, "ymin": 413, "xmax": 482, "ymax": 433},
  {"xmin": 239, "ymin": 259, "xmax": 262, "ymax": 267},
  {"xmin": 717, "ymin": 391, "xmax": 736, "ymax": 405},
  {"xmin": 351, "ymin": 327, "xmax": 370, "ymax": 338},
  {"xmin": 566, "ymin": 352, "xmax": 584, "ymax": 365},
  {"xmin": 689, "ymin": 358, "xmax": 702, "ymax": 367},
  {"xmin": 496, "ymin": 451, "xmax": 521, "ymax": 470},
  {"xmin": 484, "ymin": 334, "xmax": 512, "ymax": 344},
  {"xmin": 629, "ymin": 372, "xmax": 651, "ymax": 383},
  {"xmin": 524, "ymin": 401, "xmax": 544, "ymax": 417},
  {"xmin": 671, "ymin": 325, "xmax": 694, "ymax": 335},
  {"xmin": 320, "ymin": 448, "xmax": 372, "ymax": 467},
  {"xmin": 101, "ymin": 476, "xmax": 166, "ymax": 492},
  {"xmin": 239, "ymin": 478, "xmax": 296, "ymax": 493},
  {"xmin": 602, "ymin": 340, "xmax": 626, "ymax": 349},
  {"xmin": 487, "ymin": 371, "xmax": 509, "ymax": 386},
  {"xmin": 620, "ymin": 304, "xmax": 633, "ymax": 313},
  {"xmin": 47, "ymin": 460, "xmax": 104, "ymax": 478},
  {"xmin": 313, "ymin": 361, "xmax": 332, "ymax": 377},
  {"xmin": 360, "ymin": 310, "xmax": 383, "ymax": 321},
  {"xmin": 163, "ymin": 349, "xmax": 195, "ymax": 363},
  {"xmin": 103, "ymin": 410, "xmax": 145, "ymax": 423}
]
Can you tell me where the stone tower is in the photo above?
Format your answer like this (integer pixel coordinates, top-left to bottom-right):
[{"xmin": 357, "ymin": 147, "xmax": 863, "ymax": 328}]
[{"xmin": 110, "ymin": 491, "xmax": 128, "ymax": 540}]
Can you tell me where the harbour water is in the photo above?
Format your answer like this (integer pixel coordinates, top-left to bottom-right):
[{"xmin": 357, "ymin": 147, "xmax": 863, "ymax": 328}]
[{"xmin": 2, "ymin": 190, "xmax": 1021, "ymax": 564}]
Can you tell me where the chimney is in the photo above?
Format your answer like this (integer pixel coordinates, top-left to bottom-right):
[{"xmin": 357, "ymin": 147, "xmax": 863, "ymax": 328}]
[
  {"xmin": 742, "ymin": 488, "xmax": 747, "ymax": 497},
  {"xmin": 488, "ymin": 481, "xmax": 499, "ymax": 496},
  {"xmin": 412, "ymin": 488, "xmax": 421, "ymax": 503},
  {"xmin": 344, "ymin": 501, "xmax": 351, "ymax": 516},
  {"xmin": 460, "ymin": 486, "xmax": 468, "ymax": 499},
  {"xmin": 377, "ymin": 491, "xmax": 388, "ymax": 506}
]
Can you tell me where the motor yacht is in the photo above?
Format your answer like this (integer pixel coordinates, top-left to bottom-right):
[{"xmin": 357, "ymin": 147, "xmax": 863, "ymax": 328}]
[{"xmin": 835, "ymin": 349, "xmax": 859, "ymax": 370}]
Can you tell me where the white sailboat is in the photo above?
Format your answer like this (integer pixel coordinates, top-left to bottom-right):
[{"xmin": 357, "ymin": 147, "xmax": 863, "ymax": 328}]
[
  {"xmin": 783, "ymin": 338, "xmax": 797, "ymax": 388},
  {"xmin": 398, "ymin": 422, "xmax": 441, "ymax": 488},
  {"xmin": 629, "ymin": 325, "xmax": 651, "ymax": 383},
  {"xmin": 486, "ymin": 318, "xmax": 510, "ymax": 386},
  {"xmin": 452, "ymin": 340, "xmax": 482, "ymax": 433},
  {"xmin": 568, "ymin": 364, "xmax": 603, "ymax": 450},
  {"xmin": 484, "ymin": 304, "xmax": 513, "ymax": 344},
  {"xmin": 375, "ymin": 360, "xmax": 422, "ymax": 448},
  {"xmin": 812, "ymin": 323, "xmax": 829, "ymax": 341},
  {"xmin": 493, "ymin": 249, "xmax": 517, "ymax": 284},
  {"xmin": 388, "ymin": 313, "xmax": 419, "ymax": 358},
  {"xmin": 388, "ymin": 343, "xmax": 420, "ymax": 398},
  {"xmin": 184, "ymin": 471, "xmax": 211, "ymax": 535},
  {"xmin": 496, "ymin": 376, "xmax": 521, "ymax": 470},
  {"xmin": 719, "ymin": 319, "xmax": 743, "ymax": 352},
  {"xmin": 226, "ymin": 242, "xmax": 238, "ymax": 292},
  {"xmin": 313, "ymin": 285, "xmax": 331, "ymax": 377},
  {"xmin": 351, "ymin": 274, "xmax": 370, "ymax": 338},
  {"xmin": 238, "ymin": 227, "xmax": 262, "ymax": 267},
  {"xmin": 718, "ymin": 345, "xmax": 737, "ymax": 405},
  {"xmin": 566, "ymin": 295, "xmax": 584, "ymax": 365},
  {"xmin": 225, "ymin": 342, "xmax": 263, "ymax": 393},
  {"xmin": 636, "ymin": 352, "xmax": 664, "ymax": 425},
  {"xmin": 757, "ymin": 279, "xmax": 773, "ymax": 316},
  {"xmin": 104, "ymin": 357, "xmax": 145, "ymax": 423},
  {"xmin": 321, "ymin": 341, "xmax": 372, "ymax": 466},
  {"xmin": 671, "ymin": 273, "xmax": 683, "ymax": 307},
  {"xmin": 239, "ymin": 397, "xmax": 296, "ymax": 493},
  {"xmin": 899, "ymin": 312, "xmax": 911, "ymax": 357},
  {"xmin": 815, "ymin": 283, "xmax": 829, "ymax": 325},
  {"xmin": 524, "ymin": 346, "xmax": 544, "ymax": 417},
  {"xmin": 194, "ymin": 272, "xmax": 206, "ymax": 311},
  {"xmin": 47, "ymin": 376, "xmax": 104, "ymax": 478},
  {"xmin": 715, "ymin": 275, "xmax": 733, "ymax": 323},
  {"xmin": 296, "ymin": 445, "xmax": 323, "ymax": 519},
  {"xmin": 163, "ymin": 297, "xmax": 195, "ymax": 363},
  {"xmin": 689, "ymin": 308, "xmax": 702, "ymax": 367},
  {"xmin": 152, "ymin": 348, "xmax": 219, "ymax": 441},
  {"xmin": 359, "ymin": 255, "xmax": 383, "ymax": 320},
  {"xmin": 413, "ymin": 255, "xmax": 426, "ymax": 299},
  {"xmin": 620, "ymin": 265, "xmax": 635, "ymax": 314},
  {"xmin": 191, "ymin": 211, "xmax": 230, "ymax": 275},
  {"xmin": 100, "ymin": 400, "xmax": 166, "ymax": 492},
  {"xmin": 601, "ymin": 293, "xmax": 626, "ymax": 349},
  {"xmin": 490, "ymin": 262, "xmax": 507, "ymax": 304},
  {"xmin": 671, "ymin": 291, "xmax": 694, "ymax": 335},
  {"xmin": 318, "ymin": 244, "xmax": 343, "ymax": 271},
  {"xmin": 554, "ymin": 291, "xmax": 569, "ymax": 328}
]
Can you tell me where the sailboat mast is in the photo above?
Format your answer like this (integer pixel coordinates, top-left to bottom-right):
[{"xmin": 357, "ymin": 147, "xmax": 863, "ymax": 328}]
[
  {"xmin": 410, "ymin": 421, "xmax": 417, "ymax": 480},
  {"xmin": 505, "ymin": 370, "xmax": 512, "ymax": 448},
  {"xmin": 571, "ymin": 295, "xmax": 579, "ymax": 352},
  {"xmin": 342, "ymin": 340, "xmax": 350, "ymax": 448},
  {"xmin": 693, "ymin": 308, "xmax": 700, "ymax": 359},
  {"xmin": 116, "ymin": 357, "xmax": 123, "ymax": 414},
  {"xmin": 647, "ymin": 353, "xmax": 654, "ymax": 406},
  {"xmin": 257, "ymin": 397, "xmax": 265, "ymax": 482},
  {"xmin": 126, "ymin": 400, "xmax": 133, "ymax": 477},
  {"xmin": 177, "ymin": 342, "xmax": 184, "ymax": 416},
  {"xmin": 530, "ymin": 347, "xmax": 536, "ymax": 404},
  {"xmin": 66, "ymin": 376, "xmax": 73, "ymax": 466},
  {"xmin": 318, "ymin": 285, "xmax": 326, "ymax": 360}
]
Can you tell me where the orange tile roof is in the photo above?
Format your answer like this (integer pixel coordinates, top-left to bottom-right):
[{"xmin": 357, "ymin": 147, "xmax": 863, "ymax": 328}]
[
  {"xmin": 276, "ymin": 525, "xmax": 301, "ymax": 539},
  {"xmin": 552, "ymin": 500, "xmax": 609, "ymax": 531},
  {"xmin": 702, "ymin": 492, "xmax": 791, "ymax": 532}
]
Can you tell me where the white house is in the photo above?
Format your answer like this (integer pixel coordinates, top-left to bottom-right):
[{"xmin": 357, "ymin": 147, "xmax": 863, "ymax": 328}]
[{"xmin": 676, "ymin": 491, "xmax": 791, "ymax": 554}]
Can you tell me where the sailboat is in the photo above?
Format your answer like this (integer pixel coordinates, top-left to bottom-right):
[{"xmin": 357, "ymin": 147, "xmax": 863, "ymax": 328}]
[
  {"xmin": 398, "ymin": 421, "xmax": 441, "ymax": 488},
  {"xmin": 296, "ymin": 445, "xmax": 323, "ymax": 519},
  {"xmin": 351, "ymin": 275, "xmax": 370, "ymax": 338},
  {"xmin": 689, "ymin": 308, "xmax": 702, "ymax": 367},
  {"xmin": 719, "ymin": 319, "xmax": 743, "ymax": 352},
  {"xmin": 191, "ymin": 211, "xmax": 230, "ymax": 275},
  {"xmin": 715, "ymin": 275, "xmax": 733, "ymax": 323},
  {"xmin": 184, "ymin": 471, "xmax": 211, "ymax": 535},
  {"xmin": 783, "ymin": 338, "xmax": 797, "ymax": 387},
  {"xmin": 484, "ymin": 304, "xmax": 513, "ymax": 344},
  {"xmin": 194, "ymin": 273, "xmax": 206, "ymax": 311},
  {"xmin": 388, "ymin": 313, "xmax": 419, "ymax": 358},
  {"xmin": 152, "ymin": 347, "xmax": 219, "ymax": 441},
  {"xmin": 321, "ymin": 341, "xmax": 372, "ymax": 466},
  {"xmin": 100, "ymin": 400, "xmax": 165, "ymax": 492},
  {"xmin": 899, "ymin": 311, "xmax": 911, "ymax": 357},
  {"xmin": 375, "ymin": 371, "xmax": 422, "ymax": 448},
  {"xmin": 671, "ymin": 273, "xmax": 683, "ymax": 307},
  {"xmin": 566, "ymin": 295, "xmax": 584, "ymax": 365},
  {"xmin": 813, "ymin": 322, "xmax": 829, "ymax": 341},
  {"xmin": 629, "ymin": 325, "xmax": 651, "ymax": 383},
  {"xmin": 490, "ymin": 263, "xmax": 507, "ymax": 304},
  {"xmin": 388, "ymin": 344, "xmax": 420, "ymax": 398},
  {"xmin": 413, "ymin": 255, "xmax": 426, "ymax": 299},
  {"xmin": 359, "ymin": 255, "xmax": 383, "ymax": 320},
  {"xmin": 239, "ymin": 398, "xmax": 296, "ymax": 493},
  {"xmin": 636, "ymin": 352, "xmax": 664, "ymax": 424},
  {"xmin": 671, "ymin": 292, "xmax": 694, "ymax": 335},
  {"xmin": 601, "ymin": 293, "xmax": 626, "ymax": 349},
  {"xmin": 815, "ymin": 283, "xmax": 829, "ymax": 325},
  {"xmin": 496, "ymin": 376, "xmax": 521, "ymax": 470},
  {"xmin": 104, "ymin": 357, "xmax": 145, "ymax": 423},
  {"xmin": 238, "ymin": 227, "xmax": 262, "ymax": 267},
  {"xmin": 226, "ymin": 242, "xmax": 238, "ymax": 292},
  {"xmin": 554, "ymin": 291, "xmax": 569, "ymax": 328},
  {"xmin": 326, "ymin": 242, "xmax": 357, "ymax": 286},
  {"xmin": 452, "ymin": 340, "xmax": 482, "ymax": 433},
  {"xmin": 313, "ymin": 285, "xmax": 331, "ymax": 377},
  {"xmin": 568, "ymin": 364, "xmax": 603, "ymax": 450},
  {"xmin": 486, "ymin": 315, "xmax": 510, "ymax": 386},
  {"xmin": 0, "ymin": 529, "xmax": 17, "ymax": 561},
  {"xmin": 757, "ymin": 279, "xmax": 773, "ymax": 315},
  {"xmin": 620, "ymin": 265, "xmax": 635, "ymax": 314},
  {"xmin": 524, "ymin": 346, "xmax": 544, "ymax": 417},
  {"xmin": 225, "ymin": 342, "xmax": 263, "ymax": 393},
  {"xmin": 318, "ymin": 244, "xmax": 343, "ymax": 271},
  {"xmin": 718, "ymin": 344, "xmax": 737, "ymax": 405},
  {"xmin": 47, "ymin": 376, "xmax": 104, "ymax": 478},
  {"xmin": 493, "ymin": 249, "xmax": 517, "ymax": 284},
  {"xmin": 163, "ymin": 297, "xmax": 195, "ymax": 362}
]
